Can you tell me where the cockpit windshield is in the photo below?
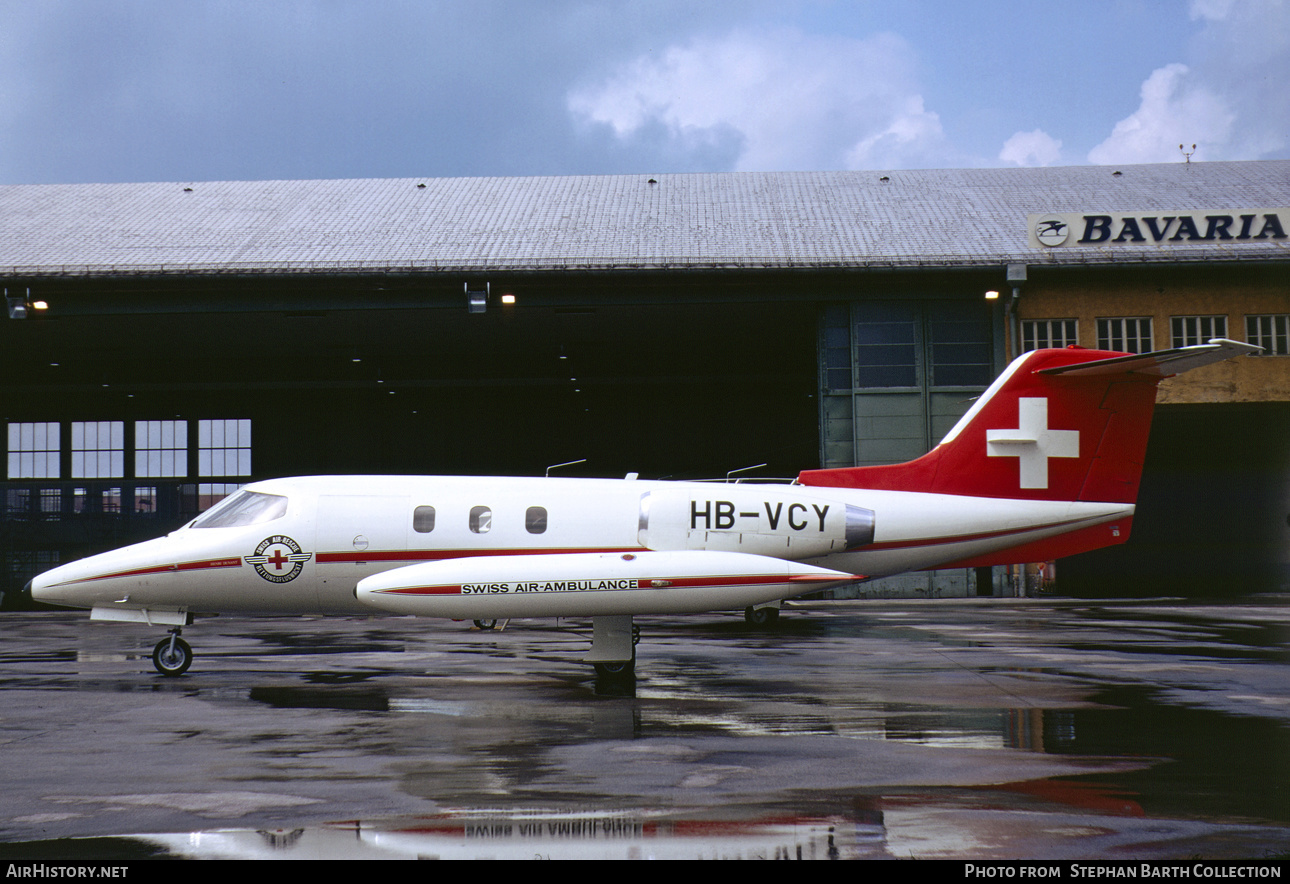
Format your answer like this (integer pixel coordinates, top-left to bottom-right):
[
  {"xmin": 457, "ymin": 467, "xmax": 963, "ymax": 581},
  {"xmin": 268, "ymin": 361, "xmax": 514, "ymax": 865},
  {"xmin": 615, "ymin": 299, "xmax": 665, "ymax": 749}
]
[{"xmin": 191, "ymin": 490, "xmax": 288, "ymax": 529}]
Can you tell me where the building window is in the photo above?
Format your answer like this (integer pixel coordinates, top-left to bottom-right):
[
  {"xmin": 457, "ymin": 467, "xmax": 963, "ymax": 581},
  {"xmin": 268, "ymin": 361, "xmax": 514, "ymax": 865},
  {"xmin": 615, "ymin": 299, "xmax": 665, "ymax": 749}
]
[
  {"xmin": 99, "ymin": 487, "xmax": 123, "ymax": 514},
  {"xmin": 1097, "ymin": 317, "xmax": 1153, "ymax": 354},
  {"xmin": 821, "ymin": 305, "xmax": 852, "ymax": 391},
  {"xmin": 854, "ymin": 302, "xmax": 919, "ymax": 388},
  {"xmin": 928, "ymin": 308, "xmax": 993, "ymax": 387},
  {"xmin": 199, "ymin": 419, "xmax": 251, "ymax": 477},
  {"xmin": 1246, "ymin": 315, "xmax": 1289, "ymax": 355},
  {"xmin": 39, "ymin": 488, "xmax": 62, "ymax": 520},
  {"xmin": 525, "ymin": 506, "xmax": 548, "ymax": 534},
  {"xmin": 134, "ymin": 486, "xmax": 157, "ymax": 515},
  {"xmin": 136, "ymin": 420, "xmax": 188, "ymax": 477},
  {"xmin": 6, "ymin": 488, "xmax": 31, "ymax": 517},
  {"xmin": 1171, "ymin": 315, "xmax": 1228, "ymax": 348},
  {"xmin": 1021, "ymin": 319, "xmax": 1078, "ymax": 352},
  {"xmin": 7, "ymin": 422, "xmax": 60, "ymax": 479},
  {"xmin": 7, "ymin": 487, "xmax": 63, "ymax": 521},
  {"xmin": 4, "ymin": 550, "xmax": 60, "ymax": 588},
  {"xmin": 469, "ymin": 506, "xmax": 492, "ymax": 534},
  {"xmin": 71, "ymin": 421, "xmax": 124, "ymax": 479},
  {"xmin": 413, "ymin": 505, "xmax": 436, "ymax": 533},
  {"xmin": 196, "ymin": 483, "xmax": 242, "ymax": 512}
]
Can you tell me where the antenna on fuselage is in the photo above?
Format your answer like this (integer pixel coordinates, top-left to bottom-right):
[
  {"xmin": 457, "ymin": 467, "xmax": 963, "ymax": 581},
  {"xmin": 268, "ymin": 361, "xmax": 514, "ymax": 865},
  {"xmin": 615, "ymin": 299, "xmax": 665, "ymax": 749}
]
[
  {"xmin": 545, "ymin": 458, "xmax": 587, "ymax": 477},
  {"xmin": 726, "ymin": 463, "xmax": 768, "ymax": 483}
]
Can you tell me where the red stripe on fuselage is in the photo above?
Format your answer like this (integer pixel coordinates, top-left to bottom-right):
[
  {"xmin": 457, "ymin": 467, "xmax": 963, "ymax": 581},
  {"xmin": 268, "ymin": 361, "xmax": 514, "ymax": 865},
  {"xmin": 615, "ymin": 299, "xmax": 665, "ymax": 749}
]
[{"xmin": 51, "ymin": 557, "xmax": 243, "ymax": 587}]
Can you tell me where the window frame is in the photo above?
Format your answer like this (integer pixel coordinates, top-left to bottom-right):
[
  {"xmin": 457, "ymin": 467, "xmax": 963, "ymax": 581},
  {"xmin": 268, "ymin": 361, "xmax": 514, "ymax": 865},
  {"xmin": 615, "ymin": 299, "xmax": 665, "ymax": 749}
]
[
  {"xmin": 1096, "ymin": 317, "xmax": 1154, "ymax": 354},
  {"xmin": 6, "ymin": 422, "xmax": 60, "ymax": 479},
  {"xmin": 1246, "ymin": 314, "xmax": 1289, "ymax": 355},
  {"xmin": 1021, "ymin": 319, "xmax": 1078, "ymax": 353},
  {"xmin": 1170, "ymin": 315, "xmax": 1228, "ymax": 349},
  {"xmin": 469, "ymin": 505, "xmax": 492, "ymax": 534}
]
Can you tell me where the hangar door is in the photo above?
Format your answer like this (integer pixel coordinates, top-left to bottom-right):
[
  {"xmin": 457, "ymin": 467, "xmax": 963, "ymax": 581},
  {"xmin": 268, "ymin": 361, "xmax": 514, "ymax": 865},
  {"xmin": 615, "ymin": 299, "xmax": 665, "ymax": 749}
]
[{"xmin": 818, "ymin": 300, "xmax": 1000, "ymax": 468}]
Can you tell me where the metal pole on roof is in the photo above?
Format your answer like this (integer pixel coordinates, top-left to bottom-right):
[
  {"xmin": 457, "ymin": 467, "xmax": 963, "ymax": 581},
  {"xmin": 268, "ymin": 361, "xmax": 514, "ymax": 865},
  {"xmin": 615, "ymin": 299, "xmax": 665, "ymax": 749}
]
[{"xmin": 1005, "ymin": 264, "xmax": 1027, "ymax": 359}]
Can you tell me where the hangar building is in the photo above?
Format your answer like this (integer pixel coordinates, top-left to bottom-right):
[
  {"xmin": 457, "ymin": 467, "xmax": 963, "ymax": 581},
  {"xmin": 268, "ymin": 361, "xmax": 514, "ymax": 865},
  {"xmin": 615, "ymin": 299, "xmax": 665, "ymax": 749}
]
[{"xmin": 2, "ymin": 161, "xmax": 1287, "ymax": 601}]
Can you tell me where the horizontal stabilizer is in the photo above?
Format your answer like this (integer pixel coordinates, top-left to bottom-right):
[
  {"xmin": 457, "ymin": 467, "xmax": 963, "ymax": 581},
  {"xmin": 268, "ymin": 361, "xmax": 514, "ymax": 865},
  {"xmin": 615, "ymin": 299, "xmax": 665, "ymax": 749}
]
[{"xmin": 1039, "ymin": 338, "xmax": 1261, "ymax": 377}]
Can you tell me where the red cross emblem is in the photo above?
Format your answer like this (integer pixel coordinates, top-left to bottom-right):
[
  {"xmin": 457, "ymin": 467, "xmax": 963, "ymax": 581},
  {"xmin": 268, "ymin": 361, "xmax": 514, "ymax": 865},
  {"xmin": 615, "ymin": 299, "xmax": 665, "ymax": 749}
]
[{"xmin": 246, "ymin": 535, "xmax": 311, "ymax": 583}]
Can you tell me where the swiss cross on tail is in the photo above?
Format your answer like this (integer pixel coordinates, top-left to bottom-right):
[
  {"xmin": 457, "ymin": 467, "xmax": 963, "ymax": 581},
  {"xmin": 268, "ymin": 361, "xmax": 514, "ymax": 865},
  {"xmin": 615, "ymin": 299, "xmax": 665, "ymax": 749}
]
[
  {"xmin": 798, "ymin": 339, "xmax": 1260, "ymax": 505},
  {"xmin": 986, "ymin": 397, "xmax": 1079, "ymax": 489}
]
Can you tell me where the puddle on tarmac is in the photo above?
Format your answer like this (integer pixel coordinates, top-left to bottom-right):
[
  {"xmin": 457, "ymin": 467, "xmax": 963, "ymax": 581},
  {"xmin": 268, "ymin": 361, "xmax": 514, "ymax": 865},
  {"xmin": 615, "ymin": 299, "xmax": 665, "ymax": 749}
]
[{"xmin": 1, "ymin": 601, "xmax": 1286, "ymax": 859}]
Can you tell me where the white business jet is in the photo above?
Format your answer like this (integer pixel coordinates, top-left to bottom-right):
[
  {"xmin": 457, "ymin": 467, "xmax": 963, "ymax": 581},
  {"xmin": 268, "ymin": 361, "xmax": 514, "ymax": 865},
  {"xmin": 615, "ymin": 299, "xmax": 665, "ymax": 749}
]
[{"xmin": 27, "ymin": 339, "xmax": 1257, "ymax": 678}]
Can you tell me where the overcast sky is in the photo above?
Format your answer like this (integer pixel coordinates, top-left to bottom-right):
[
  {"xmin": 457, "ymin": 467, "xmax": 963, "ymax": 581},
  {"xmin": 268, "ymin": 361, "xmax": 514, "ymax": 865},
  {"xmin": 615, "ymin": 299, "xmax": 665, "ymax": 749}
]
[{"xmin": 1, "ymin": 0, "xmax": 1286, "ymax": 184}]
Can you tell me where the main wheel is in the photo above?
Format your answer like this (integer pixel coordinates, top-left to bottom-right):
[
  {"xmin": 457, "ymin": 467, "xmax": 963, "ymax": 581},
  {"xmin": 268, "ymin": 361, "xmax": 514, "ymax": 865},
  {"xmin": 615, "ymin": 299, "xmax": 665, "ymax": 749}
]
[
  {"xmin": 153, "ymin": 636, "xmax": 193, "ymax": 676},
  {"xmin": 473, "ymin": 619, "xmax": 497, "ymax": 631},
  {"xmin": 593, "ymin": 659, "xmax": 634, "ymax": 678},
  {"xmin": 744, "ymin": 606, "xmax": 780, "ymax": 626}
]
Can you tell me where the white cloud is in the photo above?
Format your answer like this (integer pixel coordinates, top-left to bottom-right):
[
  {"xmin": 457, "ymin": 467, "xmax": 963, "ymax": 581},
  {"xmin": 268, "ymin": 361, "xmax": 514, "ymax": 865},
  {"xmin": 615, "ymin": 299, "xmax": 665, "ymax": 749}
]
[
  {"xmin": 1189, "ymin": 0, "xmax": 1236, "ymax": 21},
  {"xmin": 999, "ymin": 130, "xmax": 1063, "ymax": 167},
  {"xmin": 567, "ymin": 28, "xmax": 950, "ymax": 171},
  {"xmin": 1087, "ymin": 63, "xmax": 1234, "ymax": 164},
  {"xmin": 1089, "ymin": 0, "xmax": 1288, "ymax": 164}
]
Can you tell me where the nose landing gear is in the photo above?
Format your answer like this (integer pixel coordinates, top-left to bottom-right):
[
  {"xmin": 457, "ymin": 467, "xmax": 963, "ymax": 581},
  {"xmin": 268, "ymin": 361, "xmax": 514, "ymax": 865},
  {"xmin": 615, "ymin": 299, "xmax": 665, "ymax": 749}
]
[{"xmin": 153, "ymin": 628, "xmax": 193, "ymax": 676}]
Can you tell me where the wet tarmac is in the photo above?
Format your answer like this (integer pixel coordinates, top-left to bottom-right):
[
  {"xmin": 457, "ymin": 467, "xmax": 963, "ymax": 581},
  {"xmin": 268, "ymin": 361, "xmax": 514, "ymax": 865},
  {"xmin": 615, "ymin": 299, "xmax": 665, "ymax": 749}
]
[{"xmin": 0, "ymin": 597, "xmax": 1287, "ymax": 860}]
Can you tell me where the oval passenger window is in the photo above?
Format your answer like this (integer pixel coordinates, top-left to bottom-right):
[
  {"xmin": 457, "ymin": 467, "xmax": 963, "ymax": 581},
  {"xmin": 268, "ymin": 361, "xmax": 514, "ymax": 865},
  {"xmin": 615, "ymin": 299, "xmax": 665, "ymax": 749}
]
[
  {"xmin": 526, "ymin": 506, "xmax": 547, "ymax": 534},
  {"xmin": 413, "ymin": 505, "xmax": 435, "ymax": 533}
]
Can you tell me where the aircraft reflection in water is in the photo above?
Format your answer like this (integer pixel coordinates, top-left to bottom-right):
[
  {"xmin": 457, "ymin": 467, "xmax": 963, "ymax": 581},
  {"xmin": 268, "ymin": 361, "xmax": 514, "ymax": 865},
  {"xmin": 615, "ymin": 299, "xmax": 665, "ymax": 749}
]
[
  {"xmin": 126, "ymin": 812, "xmax": 878, "ymax": 860},
  {"xmin": 28, "ymin": 340, "xmax": 1257, "ymax": 678}
]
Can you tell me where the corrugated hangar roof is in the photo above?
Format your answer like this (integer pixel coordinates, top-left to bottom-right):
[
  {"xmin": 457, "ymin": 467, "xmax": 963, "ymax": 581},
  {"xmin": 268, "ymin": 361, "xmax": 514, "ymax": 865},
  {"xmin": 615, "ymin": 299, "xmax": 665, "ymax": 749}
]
[{"xmin": 0, "ymin": 161, "xmax": 1286, "ymax": 277}]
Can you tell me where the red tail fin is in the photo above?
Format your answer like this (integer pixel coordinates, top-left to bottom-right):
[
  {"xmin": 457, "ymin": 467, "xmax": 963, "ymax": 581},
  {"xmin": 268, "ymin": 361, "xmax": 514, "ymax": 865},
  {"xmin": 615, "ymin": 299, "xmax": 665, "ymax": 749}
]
[{"xmin": 799, "ymin": 340, "xmax": 1258, "ymax": 504}]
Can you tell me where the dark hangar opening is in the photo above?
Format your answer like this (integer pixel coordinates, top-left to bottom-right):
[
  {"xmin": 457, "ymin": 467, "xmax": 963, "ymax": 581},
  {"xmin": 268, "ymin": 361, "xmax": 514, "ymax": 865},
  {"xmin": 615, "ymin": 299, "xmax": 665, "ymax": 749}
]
[{"xmin": 1, "ymin": 272, "xmax": 822, "ymax": 483}]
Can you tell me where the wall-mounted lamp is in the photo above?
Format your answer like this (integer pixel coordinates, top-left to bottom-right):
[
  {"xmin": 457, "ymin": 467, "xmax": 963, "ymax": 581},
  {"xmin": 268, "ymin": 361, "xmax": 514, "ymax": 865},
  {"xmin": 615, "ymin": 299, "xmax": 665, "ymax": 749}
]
[
  {"xmin": 466, "ymin": 282, "xmax": 490, "ymax": 314},
  {"xmin": 5, "ymin": 288, "xmax": 34, "ymax": 319},
  {"xmin": 500, "ymin": 293, "xmax": 516, "ymax": 305},
  {"xmin": 984, "ymin": 290, "xmax": 1000, "ymax": 300}
]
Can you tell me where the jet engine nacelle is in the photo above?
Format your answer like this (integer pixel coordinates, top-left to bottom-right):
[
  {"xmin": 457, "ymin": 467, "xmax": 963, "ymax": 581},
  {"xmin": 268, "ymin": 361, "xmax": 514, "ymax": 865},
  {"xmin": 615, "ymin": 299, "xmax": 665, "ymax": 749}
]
[{"xmin": 638, "ymin": 485, "xmax": 875, "ymax": 557}]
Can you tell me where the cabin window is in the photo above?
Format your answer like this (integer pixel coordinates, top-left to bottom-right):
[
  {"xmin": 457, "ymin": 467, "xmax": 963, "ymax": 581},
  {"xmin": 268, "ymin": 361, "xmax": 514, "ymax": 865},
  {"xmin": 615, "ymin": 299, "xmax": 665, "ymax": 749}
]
[
  {"xmin": 469, "ymin": 505, "xmax": 492, "ymax": 534},
  {"xmin": 525, "ymin": 506, "xmax": 548, "ymax": 534},
  {"xmin": 413, "ymin": 505, "xmax": 436, "ymax": 533}
]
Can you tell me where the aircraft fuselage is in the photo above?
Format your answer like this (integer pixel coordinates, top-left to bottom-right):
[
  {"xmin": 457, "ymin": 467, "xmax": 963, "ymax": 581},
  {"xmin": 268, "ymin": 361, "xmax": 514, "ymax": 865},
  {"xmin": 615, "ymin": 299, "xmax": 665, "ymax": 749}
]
[{"xmin": 31, "ymin": 473, "xmax": 1131, "ymax": 621}]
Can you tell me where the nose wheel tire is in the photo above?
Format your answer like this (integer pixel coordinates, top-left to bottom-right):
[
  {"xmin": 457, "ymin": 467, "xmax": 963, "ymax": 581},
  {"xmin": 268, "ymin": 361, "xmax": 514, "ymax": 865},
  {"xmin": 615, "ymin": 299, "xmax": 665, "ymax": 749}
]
[
  {"xmin": 473, "ymin": 619, "xmax": 497, "ymax": 630},
  {"xmin": 153, "ymin": 635, "xmax": 193, "ymax": 676}
]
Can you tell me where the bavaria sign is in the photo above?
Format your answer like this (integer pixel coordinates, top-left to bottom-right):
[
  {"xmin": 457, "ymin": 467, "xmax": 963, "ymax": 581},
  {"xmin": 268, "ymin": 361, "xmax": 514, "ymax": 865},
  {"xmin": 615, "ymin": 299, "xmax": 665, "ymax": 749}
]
[{"xmin": 1028, "ymin": 209, "xmax": 1288, "ymax": 248}]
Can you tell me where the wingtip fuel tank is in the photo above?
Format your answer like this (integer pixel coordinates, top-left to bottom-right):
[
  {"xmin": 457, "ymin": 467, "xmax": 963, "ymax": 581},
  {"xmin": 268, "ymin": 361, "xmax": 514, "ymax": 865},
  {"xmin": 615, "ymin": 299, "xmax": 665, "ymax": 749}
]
[{"xmin": 356, "ymin": 549, "xmax": 860, "ymax": 619}]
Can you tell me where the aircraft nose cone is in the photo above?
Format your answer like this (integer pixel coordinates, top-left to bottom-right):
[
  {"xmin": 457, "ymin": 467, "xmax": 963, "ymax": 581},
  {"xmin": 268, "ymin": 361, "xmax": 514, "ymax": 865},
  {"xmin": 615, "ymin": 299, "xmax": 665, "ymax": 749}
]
[{"xmin": 1, "ymin": 579, "xmax": 35, "ymax": 611}]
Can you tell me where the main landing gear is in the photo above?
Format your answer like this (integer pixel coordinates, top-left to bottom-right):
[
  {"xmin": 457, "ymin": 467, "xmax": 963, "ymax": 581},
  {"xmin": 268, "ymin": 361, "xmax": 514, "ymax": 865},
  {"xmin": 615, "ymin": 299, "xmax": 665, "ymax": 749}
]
[
  {"xmin": 744, "ymin": 604, "xmax": 781, "ymax": 627},
  {"xmin": 153, "ymin": 627, "xmax": 193, "ymax": 677},
  {"xmin": 585, "ymin": 615, "xmax": 640, "ymax": 680}
]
